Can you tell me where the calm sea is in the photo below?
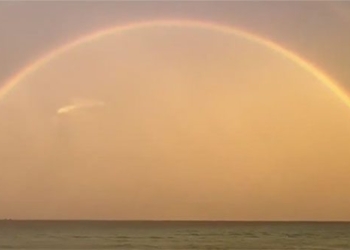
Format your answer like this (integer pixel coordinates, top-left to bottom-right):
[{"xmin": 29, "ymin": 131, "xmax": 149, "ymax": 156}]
[{"xmin": 0, "ymin": 221, "xmax": 349, "ymax": 249}]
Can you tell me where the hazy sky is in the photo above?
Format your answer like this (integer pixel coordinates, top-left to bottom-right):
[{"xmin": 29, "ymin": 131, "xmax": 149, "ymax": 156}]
[{"xmin": 1, "ymin": 2, "xmax": 350, "ymax": 221}]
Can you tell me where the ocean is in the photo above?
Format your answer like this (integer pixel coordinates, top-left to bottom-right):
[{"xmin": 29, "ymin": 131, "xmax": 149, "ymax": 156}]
[{"xmin": 0, "ymin": 221, "xmax": 349, "ymax": 249}]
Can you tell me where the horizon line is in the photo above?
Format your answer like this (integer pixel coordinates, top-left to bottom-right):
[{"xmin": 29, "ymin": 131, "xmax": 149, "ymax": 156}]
[{"xmin": 1, "ymin": 219, "xmax": 350, "ymax": 223}]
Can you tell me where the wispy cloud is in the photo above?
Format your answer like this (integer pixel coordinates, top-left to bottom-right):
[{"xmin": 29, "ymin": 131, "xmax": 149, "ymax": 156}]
[{"xmin": 57, "ymin": 98, "xmax": 105, "ymax": 115}]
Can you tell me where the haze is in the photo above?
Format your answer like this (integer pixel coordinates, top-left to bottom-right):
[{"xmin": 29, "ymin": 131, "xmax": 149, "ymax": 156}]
[{"xmin": 1, "ymin": 25, "xmax": 350, "ymax": 221}]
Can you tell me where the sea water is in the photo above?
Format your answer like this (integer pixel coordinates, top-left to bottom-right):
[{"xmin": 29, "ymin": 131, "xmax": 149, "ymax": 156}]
[{"xmin": 0, "ymin": 221, "xmax": 349, "ymax": 249}]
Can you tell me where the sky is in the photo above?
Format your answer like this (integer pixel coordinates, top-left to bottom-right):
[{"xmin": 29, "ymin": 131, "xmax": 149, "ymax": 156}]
[{"xmin": 1, "ymin": 1, "xmax": 350, "ymax": 221}]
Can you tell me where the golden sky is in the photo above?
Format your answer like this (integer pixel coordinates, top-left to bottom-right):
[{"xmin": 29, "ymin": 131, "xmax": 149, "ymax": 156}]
[{"xmin": 1, "ymin": 24, "xmax": 350, "ymax": 220}]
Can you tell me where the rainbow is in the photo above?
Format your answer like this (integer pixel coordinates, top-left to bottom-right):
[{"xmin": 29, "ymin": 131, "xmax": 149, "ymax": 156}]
[{"xmin": 1, "ymin": 19, "xmax": 350, "ymax": 108}]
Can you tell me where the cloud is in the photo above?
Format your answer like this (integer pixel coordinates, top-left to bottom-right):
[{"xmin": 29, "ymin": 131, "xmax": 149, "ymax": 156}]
[{"xmin": 57, "ymin": 98, "xmax": 105, "ymax": 115}]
